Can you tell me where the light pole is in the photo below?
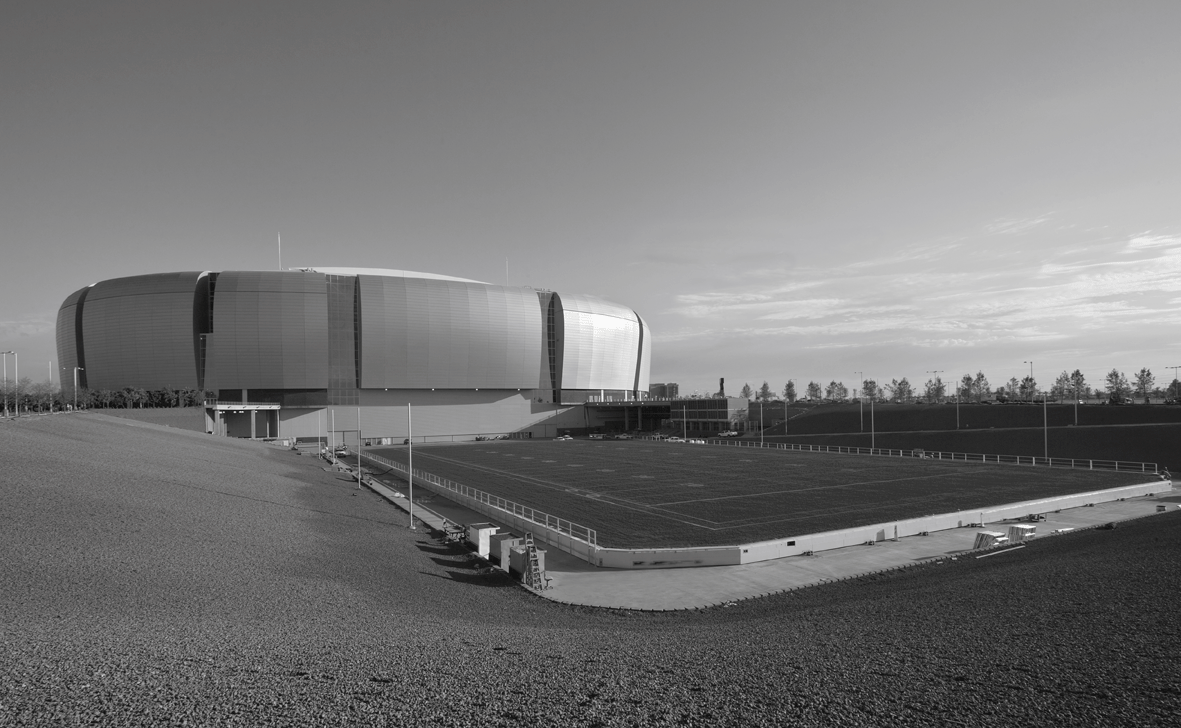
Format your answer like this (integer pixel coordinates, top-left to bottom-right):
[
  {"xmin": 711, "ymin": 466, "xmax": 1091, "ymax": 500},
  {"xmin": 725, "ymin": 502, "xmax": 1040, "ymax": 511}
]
[
  {"xmin": 2, "ymin": 351, "xmax": 16, "ymax": 417},
  {"xmin": 408, "ymin": 402, "xmax": 415, "ymax": 531},
  {"xmin": 870, "ymin": 380, "xmax": 876, "ymax": 451},
  {"xmin": 1043, "ymin": 391, "xmax": 1049, "ymax": 460},
  {"xmin": 855, "ymin": 371, "xmax": 864, "ymax": 432},
  {"xmin": 63, "ymin": 366, "xmax": 84, "ymax": 411},
  {"xmin": 1023, "ymin": 360, "xmax": 1034, "ymax": 402},
  {"xmin": 1168, "ymin": 365, "xmax": 1181, "ymax": 402}
]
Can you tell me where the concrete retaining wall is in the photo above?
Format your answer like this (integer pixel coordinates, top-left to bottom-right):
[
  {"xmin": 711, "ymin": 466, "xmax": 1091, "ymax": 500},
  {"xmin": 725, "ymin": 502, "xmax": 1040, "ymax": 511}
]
[{"xmin": 591, "ymin": 479, "xmax": 1170, "ymax": 569}]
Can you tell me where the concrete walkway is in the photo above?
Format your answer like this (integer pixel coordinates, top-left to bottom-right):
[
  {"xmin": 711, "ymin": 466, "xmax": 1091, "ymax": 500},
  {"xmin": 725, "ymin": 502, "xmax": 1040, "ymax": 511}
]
[{"xmin": 352, "ymin": 453, "xmax": 1176, "ymax": 610}]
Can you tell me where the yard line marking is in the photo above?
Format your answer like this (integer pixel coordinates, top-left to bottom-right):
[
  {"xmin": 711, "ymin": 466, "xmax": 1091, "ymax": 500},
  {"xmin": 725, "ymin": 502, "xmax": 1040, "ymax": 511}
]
[{"xmin": 653, "ymin": 472, "xmax": 954, "ymax": 506}]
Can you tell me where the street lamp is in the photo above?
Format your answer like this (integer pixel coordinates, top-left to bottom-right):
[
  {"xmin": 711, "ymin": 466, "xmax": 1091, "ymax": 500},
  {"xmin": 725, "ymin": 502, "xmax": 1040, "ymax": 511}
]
[
  {"xmin": 2, "ymin": 351, "xmax": 16, "ymax": 418},
  {"xmin": 1168, "ymin": 365, "xmax": 1181, "ymax": 402},
  {"xmin": 1023, "ymin": 360, "xmax": 1034, "ymax": 402}
]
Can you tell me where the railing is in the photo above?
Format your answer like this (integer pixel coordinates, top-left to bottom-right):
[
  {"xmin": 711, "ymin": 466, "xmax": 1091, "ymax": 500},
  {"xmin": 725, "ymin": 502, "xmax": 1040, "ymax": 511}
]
[
  {"xmin": 693, "ymin": 439, "xmax": 1158, "ymax": 473},
  {"xmin": 362, "ymin": 452, "xmax": 598, "ymax": 547},
  {"xmin": 642, "ymin": 436, "xmax": 1159, "ymax": 474}
]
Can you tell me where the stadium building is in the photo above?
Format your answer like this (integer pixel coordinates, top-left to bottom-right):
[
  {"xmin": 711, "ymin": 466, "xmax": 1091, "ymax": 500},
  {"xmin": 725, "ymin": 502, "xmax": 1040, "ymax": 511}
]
[{"xmin": 56, "ymin": 268, "xmax": 651, "ymax": 441}]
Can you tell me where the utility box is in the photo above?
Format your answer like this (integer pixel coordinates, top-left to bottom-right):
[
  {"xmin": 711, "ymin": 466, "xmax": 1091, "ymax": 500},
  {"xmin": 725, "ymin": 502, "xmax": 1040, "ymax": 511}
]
[
  {"xmin": 466, "ymin": 522, "xmax": 500, "ymax": 557},
  {"xmin": 508, "ymin": 545, "xmax": 546, "ymax": 579},
  {"xmin": 973, "ymin": 531, "xmax": 1008, "ymax": 549},
  {"xmin": 1008, "ymin": 524, "xmax": 1036, "ymax": 542},
  {"xmin": 489, "ymin": 532, "xmax": 523, "ymax": 568}
]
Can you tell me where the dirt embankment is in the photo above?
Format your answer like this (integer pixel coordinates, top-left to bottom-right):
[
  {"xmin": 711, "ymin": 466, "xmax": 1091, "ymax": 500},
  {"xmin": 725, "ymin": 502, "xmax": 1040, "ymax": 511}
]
[
  {"xmin": 2, "ymin": 415, "xmax": 1178, "ymax": 726},
  {"xmin": 83, "ymin": 406, "xmax": 206, "ymax": 432}
]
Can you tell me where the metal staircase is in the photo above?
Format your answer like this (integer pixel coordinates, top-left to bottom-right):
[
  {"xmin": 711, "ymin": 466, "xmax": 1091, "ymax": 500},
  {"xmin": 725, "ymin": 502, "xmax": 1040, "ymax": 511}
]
[{"xmin": 523, "ymin": 532, "xmax": 547, "ymax": 590}]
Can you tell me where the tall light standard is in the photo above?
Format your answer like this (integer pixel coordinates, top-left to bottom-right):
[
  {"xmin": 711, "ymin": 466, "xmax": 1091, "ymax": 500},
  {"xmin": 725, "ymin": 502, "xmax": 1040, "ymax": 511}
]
[
  {"xmin": 407, "ymin": 402, "xmax": 415, "ymax": 531},
  {"xmin": 2, "ymin": 351, "xmax": 16, "ymax": 417},
  {"xmin": 63, "ymin": 366, "xmax": 84, "ymax": 411},
  {"xmin": 855, "ymin": 371, "xmax": 864, "ymax": 432},
  {"xmin": 870, "ymin": 377, "xmax": 876, "ymax": 451},
  {"xmin": 1168, "ymin": 365, "xmax": 1181, "ymax": 402},
  {"xmin": 1023, "ymin": 360, "xmax": 1034, "ymax": 402},
  {"xmin": 1043, "ymin": 390, "xmax": 1049, "ymax": 460}
]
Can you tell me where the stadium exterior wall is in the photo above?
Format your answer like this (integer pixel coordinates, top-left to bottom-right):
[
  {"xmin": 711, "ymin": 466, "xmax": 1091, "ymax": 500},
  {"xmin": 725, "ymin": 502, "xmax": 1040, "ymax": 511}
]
[{"xmin": 56, "ymin": 268, "xmax": 649, "ymax": 438}]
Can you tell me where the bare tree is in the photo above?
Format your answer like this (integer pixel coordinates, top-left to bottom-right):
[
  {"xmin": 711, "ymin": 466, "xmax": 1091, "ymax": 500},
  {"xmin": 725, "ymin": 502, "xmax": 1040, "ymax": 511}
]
[{"xmin": 806, "ymin": 381, "xmax": 822, "ymax": 400}]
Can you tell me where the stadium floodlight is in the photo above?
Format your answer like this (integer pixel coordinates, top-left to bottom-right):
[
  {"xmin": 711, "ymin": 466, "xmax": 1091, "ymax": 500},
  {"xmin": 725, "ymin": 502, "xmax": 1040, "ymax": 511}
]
[
  {"xmin": 1023, "ymin": 361, "xmax": 1034, "ymax": 402},
  {"xmin": 62, "ymin": 366, "xmax": 84, "ymax": 411},
  {"xmin": 1168, "ymin": 366, "xmax": 1181, "ymax": 401}
]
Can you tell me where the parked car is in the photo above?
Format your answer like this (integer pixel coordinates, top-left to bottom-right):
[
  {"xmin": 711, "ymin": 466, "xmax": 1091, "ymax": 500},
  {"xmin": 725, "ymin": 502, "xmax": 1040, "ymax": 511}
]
[
  {"xmin": 667, "ymin": 436, "xmax": 685, "ymax": 443},
  {"xmin": 589, "ymin": 433, "xmax": 604, "ymax": 439},
  {"xmin": 556, "ymin": 434, "xmax": 573, "ymax": 441}
]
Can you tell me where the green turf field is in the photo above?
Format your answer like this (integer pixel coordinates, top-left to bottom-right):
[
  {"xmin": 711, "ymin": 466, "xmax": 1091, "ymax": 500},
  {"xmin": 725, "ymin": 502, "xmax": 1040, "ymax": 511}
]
[{"xmin": 367, "ymin": 440, "xmax": 1155, "ymax": 548}]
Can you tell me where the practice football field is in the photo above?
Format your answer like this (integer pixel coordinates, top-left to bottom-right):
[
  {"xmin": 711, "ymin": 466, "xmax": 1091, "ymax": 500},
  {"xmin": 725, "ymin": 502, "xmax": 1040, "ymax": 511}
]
[{"xmin": 367, "ymin": 440, "xmax": 1152, "ymax": 548}]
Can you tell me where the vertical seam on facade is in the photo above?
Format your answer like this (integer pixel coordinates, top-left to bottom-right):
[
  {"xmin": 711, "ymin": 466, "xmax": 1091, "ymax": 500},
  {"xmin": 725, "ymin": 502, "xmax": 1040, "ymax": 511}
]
[{"xmin": 74, "ymin": 287, "xmax": 90, "ymax": 389}]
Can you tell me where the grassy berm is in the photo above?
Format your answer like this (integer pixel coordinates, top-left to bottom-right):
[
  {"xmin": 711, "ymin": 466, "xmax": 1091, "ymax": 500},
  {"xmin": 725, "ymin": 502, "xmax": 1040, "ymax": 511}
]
[{"xmin": 3, "ymin": 414, "xmax": 1179, "ymax": 726}]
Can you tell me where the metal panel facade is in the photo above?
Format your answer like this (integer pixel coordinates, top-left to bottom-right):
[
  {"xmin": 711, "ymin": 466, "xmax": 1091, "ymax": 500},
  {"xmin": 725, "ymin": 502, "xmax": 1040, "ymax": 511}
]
[
  {"xmin": 358, "ymin": 276, "xmax": 543, "ymax": 389},
  {"xmin": 55, "ymin": 286, "xmax": 88, "ymax": 390},
  {"xmin": 559, "ymin": 293, "xmax": 644, "ymax": 391},
  {"xmin": 81, "ymin": 273, "xmax": 203, "ymax": 391},
  {"xmin": 55, "ymin": 269, "xmax": 650, "ymax": 402},
  {"xmin": 636, "ymin": 314, "xmax": 652, "ymax": 393},
  {"xmin": 203, "ymin": 271, "xmax": 329, "ymax": 391}
]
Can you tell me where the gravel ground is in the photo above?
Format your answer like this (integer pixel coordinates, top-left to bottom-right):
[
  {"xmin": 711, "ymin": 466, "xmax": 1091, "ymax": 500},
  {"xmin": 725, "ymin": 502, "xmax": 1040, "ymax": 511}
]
[{"xmin": 3, "ymin": 414, "xmax": 1179, "ymax": 726}]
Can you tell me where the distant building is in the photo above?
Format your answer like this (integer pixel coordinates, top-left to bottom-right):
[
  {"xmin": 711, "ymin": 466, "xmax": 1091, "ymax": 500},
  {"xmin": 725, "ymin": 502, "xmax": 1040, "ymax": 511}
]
[
  {"xmin": 650, "ymin": 382, "xmax": 679, "ymax": 399},
  {"xmin": 669, "ymin": 397, "xmax": 748, "ymax": 434}
]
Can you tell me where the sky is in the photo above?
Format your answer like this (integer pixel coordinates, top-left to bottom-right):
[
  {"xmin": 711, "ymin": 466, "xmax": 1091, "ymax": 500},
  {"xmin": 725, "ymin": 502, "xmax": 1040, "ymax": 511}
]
[{"xmin": 3, "ymin": 1, "xmax": 1180, "ymax": 396}]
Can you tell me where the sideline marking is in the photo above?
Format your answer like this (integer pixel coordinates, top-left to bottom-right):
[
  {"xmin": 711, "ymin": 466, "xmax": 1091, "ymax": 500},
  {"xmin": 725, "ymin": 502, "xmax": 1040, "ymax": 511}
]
[{"xmin": 976, "ymin": 544, "xmax": 1026, "ymax": 558}]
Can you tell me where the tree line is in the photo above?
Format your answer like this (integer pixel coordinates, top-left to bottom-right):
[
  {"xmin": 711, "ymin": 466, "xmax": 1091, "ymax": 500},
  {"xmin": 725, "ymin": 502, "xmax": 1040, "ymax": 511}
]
[
  {"xmin": 0, "ymin": 380, "xmax": 213, "ymax": 415},
  {"xmin": 728, "ymin": 368, "xmax": 1179, "ymax": 405}
]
